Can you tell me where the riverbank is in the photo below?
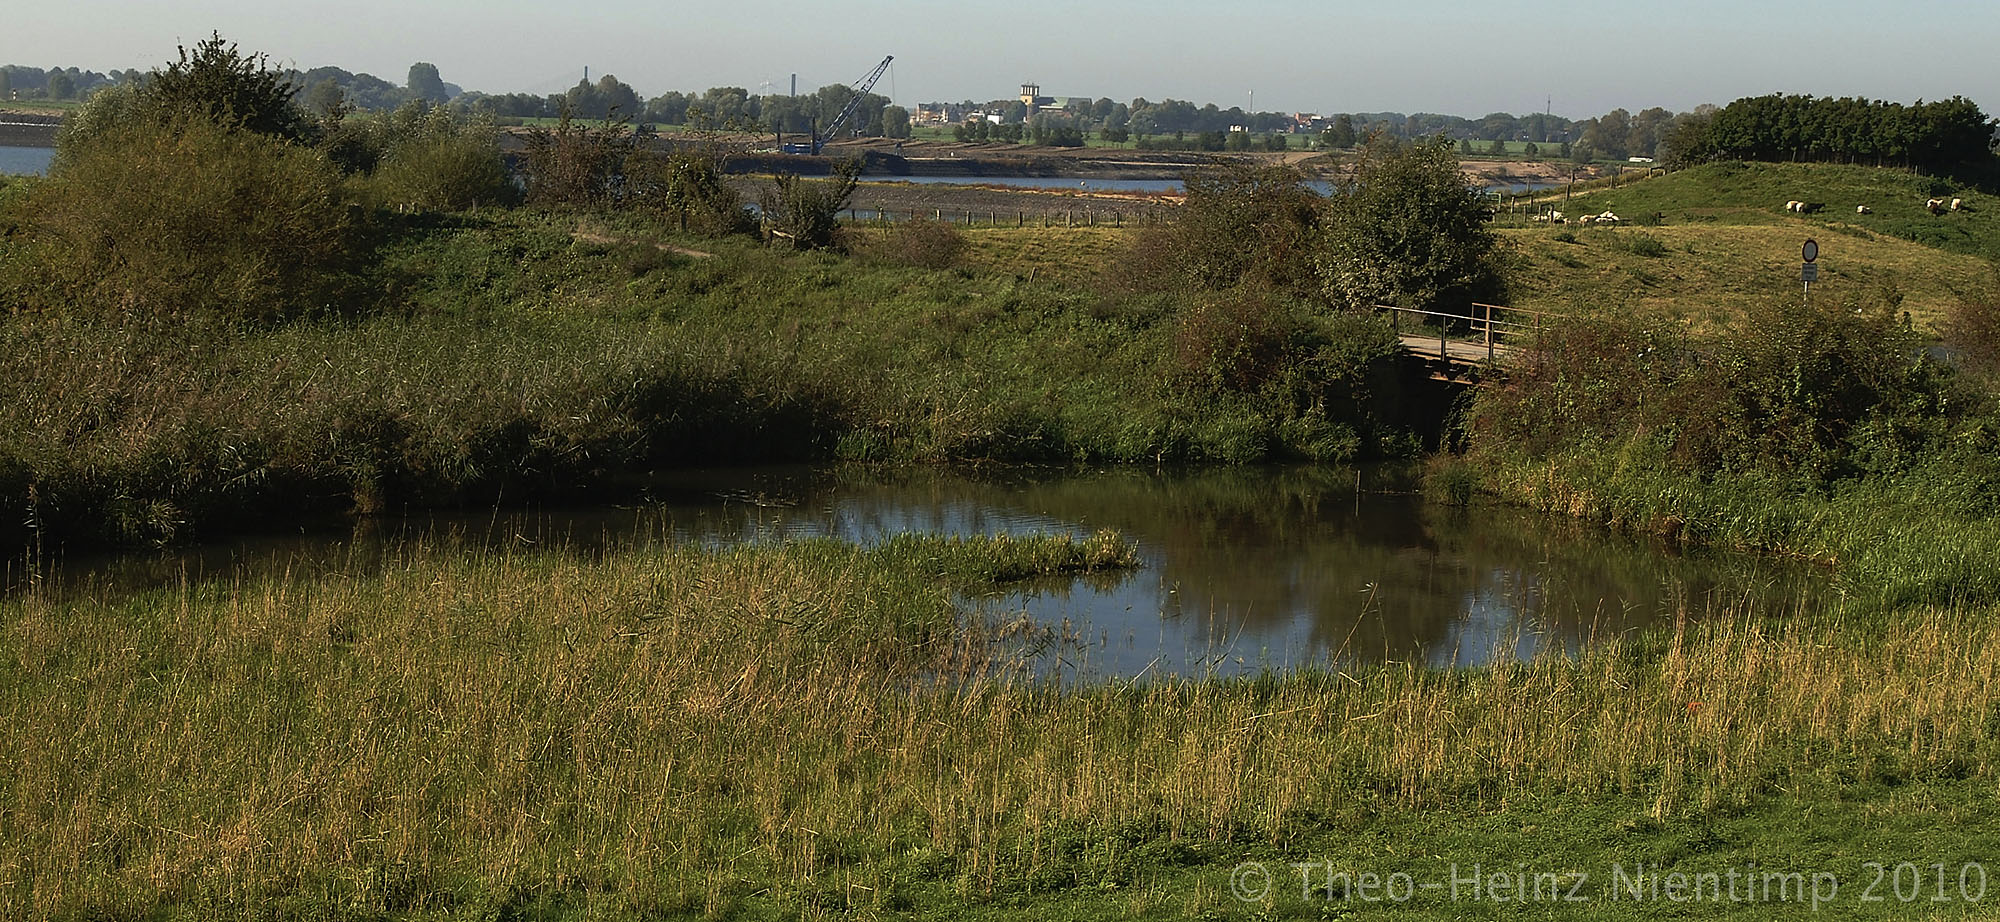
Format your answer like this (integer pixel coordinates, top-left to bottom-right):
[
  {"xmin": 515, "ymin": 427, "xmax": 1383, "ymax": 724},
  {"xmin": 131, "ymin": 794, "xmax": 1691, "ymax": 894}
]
[
  {"xmin": 7, "ymin": 530, "xmax": 1994, "ymax": 920},
  {"xmin": 0, "ymin": 208, "xmax": 1418, "ymax": 552}
]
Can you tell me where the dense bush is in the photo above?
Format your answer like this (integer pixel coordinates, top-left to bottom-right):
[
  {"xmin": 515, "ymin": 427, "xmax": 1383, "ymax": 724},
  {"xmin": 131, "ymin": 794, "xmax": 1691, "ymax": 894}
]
[
  {"xmin": 1468, "ymin": 295, "xmax": 1955, "ymax": 480},
  {"xmin": 1106, "ymin": 164, "xmax": 1320, "ymax": 296},
  {"xmin": 760, "ymin": 163, "xmax": 859, "ymax": 250},
  {"xmin": 869, "ymin": 218, "xmax": 966, "ymax": 269},
  {"xmin": 521, "ymin": 111, "xmax": 648, "ymax": 206},
  {"xmin": 13, "ymin": 115, "xmax": 357, "ymax": 318},
  {"xmin": 625, "ymin": 148, "xmax": 754, "ymax": 237},
  {"xmin": 362, "ymin": 105, "xmax": 517, "ymax": 211}
]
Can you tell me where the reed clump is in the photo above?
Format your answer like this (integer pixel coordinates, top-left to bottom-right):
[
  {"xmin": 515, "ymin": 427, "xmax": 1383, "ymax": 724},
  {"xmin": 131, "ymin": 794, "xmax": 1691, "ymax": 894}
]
[{"xmin": 4, "ymin": 533, "xmax": 1991, "ymax": 918}]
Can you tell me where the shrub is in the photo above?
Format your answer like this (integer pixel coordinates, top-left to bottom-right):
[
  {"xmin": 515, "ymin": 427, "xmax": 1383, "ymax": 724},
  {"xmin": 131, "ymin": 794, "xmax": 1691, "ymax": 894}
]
[
  {"xmin": 1625, "ymin": 233, "xmax": 1668, "ymax": 258},
  {"xmin": 1106, "ymin": 163, "xmax": 1319, "ymax": 295},
  {"xmin": 522, "ymin": 111, "xmax": 648, "ymax": 206},
  {"xmin": 872, "ymin": 218, "xmax": 966, "ymax": 269},
  {"xmin": 19, "ymin": 115, "xmax": 357, "ymax": 319},
  {"xmin": 624, "ymin": 149, "xmax": 754, "ymax": 237},
  {"xmin": 761, "ymin": 163, "xmax": 860, "ymax": 251},
  {"xmin": 365, "ymin": 108, "xmax": 517, "ymax": 211}
]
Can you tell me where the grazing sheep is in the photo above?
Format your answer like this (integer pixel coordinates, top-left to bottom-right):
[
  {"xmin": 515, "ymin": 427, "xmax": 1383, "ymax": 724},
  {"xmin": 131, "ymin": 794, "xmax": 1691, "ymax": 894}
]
[
  {"xmin": 1952, "ymin": 198, "xmax": 1964, "ymax": 211},
  {"xmin": 1856, "ymin": 205, "xmax": 1873, "ymax": 215},
  {"xmin": 1785, "ymin": 200, "xmax": 1803, "ymax": 212},
  {"xmin": 1798, "ymin": 202, "xmax": 1823, "ymax": 214},
  {"xmin": 1928, "ymin": 198, "xmax": 1948, "ymax": 215},
  {"xmin": 1596, "ymin": 211, "xmax": 1622, "ymax": 224}
]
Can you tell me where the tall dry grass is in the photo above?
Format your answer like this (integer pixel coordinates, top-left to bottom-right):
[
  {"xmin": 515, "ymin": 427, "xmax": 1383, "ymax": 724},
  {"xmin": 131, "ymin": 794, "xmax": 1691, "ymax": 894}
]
[{"xmin": 2, "ymin": 533, "xmax": 1994, "ymax": 917}]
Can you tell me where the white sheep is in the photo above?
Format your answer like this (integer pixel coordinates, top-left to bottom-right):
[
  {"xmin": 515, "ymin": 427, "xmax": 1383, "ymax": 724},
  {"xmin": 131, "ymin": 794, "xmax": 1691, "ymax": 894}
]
[
  {"xmin": 1597, "ymin": 211, "xmax": 1621, "ymax": 224},
  {"xmin": 1785, "ymin": 200, "xmax": 1802, "ymax": 212},
  {"xmin": 1952, "ymin": 198, "xmax": 1964, "ymax": 211},
  {"xmin": 1928, "ymin": 198, "xmax": 1948, "ymax": 214},
  {"xmin": 1856, "ymin": 205, "xmax": 1872, "ymax": 215}
]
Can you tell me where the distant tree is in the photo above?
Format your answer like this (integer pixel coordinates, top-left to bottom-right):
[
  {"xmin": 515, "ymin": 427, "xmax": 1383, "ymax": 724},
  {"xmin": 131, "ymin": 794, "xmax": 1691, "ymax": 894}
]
[
  {"xmin": 1488, "ymin": 137, "xmax": 1506, "ymax": 155},
  {"xmin": 1316, "ymin": 137, "xmax": 1499, "ymax": 312},
  {"xmin": 1458, "ymin": 137, "xmax": 1473, "ymax": 156},
  {"xmin": 1523, "ymin": 141, "xmax": 1539, "ymax": 158},
  {"xmin": 1583, "ymin": 108, "xmax": 1631, "ymax": 159},
  {"xmin": 644, "ymin": 91, "xmax": 691, "ymax": 125},
  {"xmin": 304, "ymin": 79, "xmax": 347, "ymax": 120},
  {"xmin": 1324, "ymin": 114, "xmax": 1357, "ymax": 149},
  {"xmin": 882, "ymin": 104, "xmax": 910, "ymax": 139},
  {"xmin": 47, "ymin": 71, "xmax": 75, "ymax": 100},
  {"xmin": 1102, "ymin": 126, "xmax": 1129, "ymax": 144},
  {"xmin": 406, "ymin": 62, "xmax": 448, "ymax": 103},
  {"xmin": 0, "ymin": 70, "xmax": 11, "ymax": 99},
  {"xmin": 1569, "ymin": 139, "xmax": 1595, "ymax": 163}
]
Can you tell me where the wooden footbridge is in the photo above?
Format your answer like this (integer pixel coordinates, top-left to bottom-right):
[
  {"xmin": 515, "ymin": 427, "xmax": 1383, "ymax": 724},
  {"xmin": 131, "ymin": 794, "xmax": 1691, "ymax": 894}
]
[{"xmin": 1379, "ymin": 303, "xmax": 1554, "ymax": 378}]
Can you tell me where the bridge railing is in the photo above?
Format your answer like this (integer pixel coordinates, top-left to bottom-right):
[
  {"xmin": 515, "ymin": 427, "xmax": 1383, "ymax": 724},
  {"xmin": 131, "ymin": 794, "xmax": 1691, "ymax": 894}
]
[{"xmin": 1377, "ymin": 303, "xmax": 1563, "ymax": 364}]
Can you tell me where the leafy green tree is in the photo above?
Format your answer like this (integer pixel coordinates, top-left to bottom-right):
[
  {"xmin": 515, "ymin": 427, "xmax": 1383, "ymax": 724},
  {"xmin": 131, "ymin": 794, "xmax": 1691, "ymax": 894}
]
[
  {"xmin": 1458, "ymin": 137, "xmax": 1473, "ymax": 156},
  {"xmin": 144, "ymin": 33, "xmax": 314, "ymax": 142},
  {"xmin": 47, "ymin": 71, "xmax": 75, "ymax": 100},
  {"xmin": 406, "ymin": 62, "xmax": 447, "ymax": 103},
  {"xmin": 1323, "ymin": 114, "xmax": 1357, "ymax": 149},
  {"xmin": 1315, "ymin": 137, "xmax": 1499, "ymax": 311},
  {"xmin": 0, "ymin": 69, "xmax": 11, "ymax": 100},
  {"xmin": 1488, "ymin": 137, "xmax": 1506, "ymax": 155},
  {"xmin": 1523, "ymin": 141, "xmax": 1539, "ymax": 158},
  {"xmin": 882, "ymin": 104, "xmax": 910, "ymax": 139}
]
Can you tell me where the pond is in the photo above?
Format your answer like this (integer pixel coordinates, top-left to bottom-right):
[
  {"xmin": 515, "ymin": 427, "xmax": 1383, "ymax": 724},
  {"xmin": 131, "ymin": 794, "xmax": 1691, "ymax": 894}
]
[{"xmin": 21, "ymin": 465, "xmax": 1832, "ymax": 679}]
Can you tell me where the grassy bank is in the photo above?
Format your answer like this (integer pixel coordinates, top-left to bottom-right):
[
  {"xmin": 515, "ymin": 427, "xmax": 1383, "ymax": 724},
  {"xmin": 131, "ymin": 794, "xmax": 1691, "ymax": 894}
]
[
  {"xmin": 0, "ymin": 209, "xmax": 1411, "ymax": 550},
  {"xmin": 7, "ymin": 531, "xmax": 1999, "ymax": 920}
]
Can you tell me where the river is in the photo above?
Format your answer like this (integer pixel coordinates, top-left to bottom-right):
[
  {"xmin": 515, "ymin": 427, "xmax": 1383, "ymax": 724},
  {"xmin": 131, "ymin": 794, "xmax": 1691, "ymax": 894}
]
[
  {"xmin": 0, "ymin": 145, "xmax": 53, "ymax": 176},
  {"xmin": 21, "ymin": 464, "xmax": 1829, "ymax": 679},
  {"xmin": 865, "ymin": 175, "xmax": 1560, "ymax": 195}
]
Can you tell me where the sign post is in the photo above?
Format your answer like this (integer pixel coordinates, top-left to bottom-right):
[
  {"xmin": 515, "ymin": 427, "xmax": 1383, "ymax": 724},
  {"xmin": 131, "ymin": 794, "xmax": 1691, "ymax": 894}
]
[{"xmin": 1801, "ymin": 238, "xmax": 1819, "ymax": 304}]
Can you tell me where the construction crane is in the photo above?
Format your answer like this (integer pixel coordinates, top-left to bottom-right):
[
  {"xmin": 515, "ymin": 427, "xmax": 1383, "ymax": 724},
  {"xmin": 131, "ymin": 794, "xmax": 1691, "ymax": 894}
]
[{"xmin": 781, "ymin": 55, "xmax": 893, "ymax": 155}]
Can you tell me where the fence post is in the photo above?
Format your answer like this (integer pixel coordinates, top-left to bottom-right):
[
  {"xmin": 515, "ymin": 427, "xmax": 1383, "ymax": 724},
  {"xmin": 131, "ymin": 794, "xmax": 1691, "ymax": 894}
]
[{"xmin": 1485, "ymin": 304, "xmax": 1495, "ymax": 362}]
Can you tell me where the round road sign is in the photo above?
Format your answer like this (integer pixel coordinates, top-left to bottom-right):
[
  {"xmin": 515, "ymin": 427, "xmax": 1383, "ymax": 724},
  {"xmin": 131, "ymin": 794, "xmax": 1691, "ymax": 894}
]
[{"xmin": 1802, "ymin": 239, "xmax": 1819, "ymax": 262}]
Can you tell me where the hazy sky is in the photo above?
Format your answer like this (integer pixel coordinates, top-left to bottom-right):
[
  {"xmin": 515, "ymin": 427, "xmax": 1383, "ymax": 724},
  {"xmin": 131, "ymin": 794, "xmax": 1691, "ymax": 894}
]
[{"xmin": 16, "ymin": 0, "xmax": 2000, "ymax": 119}]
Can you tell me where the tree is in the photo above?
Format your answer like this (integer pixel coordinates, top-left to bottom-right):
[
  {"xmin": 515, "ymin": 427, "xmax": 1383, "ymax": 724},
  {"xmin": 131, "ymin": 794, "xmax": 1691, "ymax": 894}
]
[
  {"xmin": 407, "ymin": 62, "xmax": 448, "ymax": 103},
  {"xmin": 304, "ymin": 79, "xmax": 348, "ymax": 120},
  {"xmin": 1488, "ymin": 137, "xmax": 1507, "ymax": 156},
  {"xmin": 882, "ymin": 104, "xmax": 910, "ymax": 139},
  {"xmin": 0, "ymin": 69, "xmax": 11, "ymax": 100},
  {"xmin": 145, "ymin": 33, "xmax": 313, "ymax": 142},
  {"xmin": 1323, "ymin": 114, "xmax": 1357, "ymax": 149},
  {"xmin": 47, "ymin": 71, "xmax": 75, "ymax": 100},
  {"xmin": 1315, "ymin": 137, "xmax": 1499, "ymax": 312},
  {"xmin": 1458, "ymin": 137, "xmax": 1473, "ymax": 156}
]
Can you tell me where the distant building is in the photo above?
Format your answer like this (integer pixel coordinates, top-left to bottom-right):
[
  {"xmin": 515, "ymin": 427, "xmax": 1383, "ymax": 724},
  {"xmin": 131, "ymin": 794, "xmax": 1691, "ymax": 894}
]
[
  {"xmin": 1019, "ymin": 83, "xmax": 1055, "ymax": 110},
  {"xmin": 914, "ymin": 102, "xmax": 966, "ymax": 126}
]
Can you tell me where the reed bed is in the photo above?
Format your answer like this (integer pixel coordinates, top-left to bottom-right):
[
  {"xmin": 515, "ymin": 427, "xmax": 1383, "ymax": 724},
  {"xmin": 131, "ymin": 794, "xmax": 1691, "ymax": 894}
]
[{"xmin": 2, "ymin": 531, "xmax": 1992, "ymax": 919}]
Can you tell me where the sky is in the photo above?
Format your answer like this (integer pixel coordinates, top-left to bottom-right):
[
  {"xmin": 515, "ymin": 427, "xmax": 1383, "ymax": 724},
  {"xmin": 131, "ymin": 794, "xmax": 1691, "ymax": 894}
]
[{"xmin": 13, "ymin": 0, "xmax": 2000, "ymax": 120}]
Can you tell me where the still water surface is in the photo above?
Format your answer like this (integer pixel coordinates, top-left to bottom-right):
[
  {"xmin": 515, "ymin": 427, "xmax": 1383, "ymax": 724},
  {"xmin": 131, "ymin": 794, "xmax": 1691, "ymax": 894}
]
[
  {"xmin": 0, "ymin": 145, "xmax": 53, "ymax": 176},
  {"xmin": 28, "ymin": 465, "xmax": 1830, "ymax": 678}
]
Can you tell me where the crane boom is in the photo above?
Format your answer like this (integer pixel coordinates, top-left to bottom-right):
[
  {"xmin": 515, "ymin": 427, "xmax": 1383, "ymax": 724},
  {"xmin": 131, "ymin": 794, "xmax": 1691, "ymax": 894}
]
[{"xmin": 813, "ymin": 55, "xmax": 893, "ymax": 154}]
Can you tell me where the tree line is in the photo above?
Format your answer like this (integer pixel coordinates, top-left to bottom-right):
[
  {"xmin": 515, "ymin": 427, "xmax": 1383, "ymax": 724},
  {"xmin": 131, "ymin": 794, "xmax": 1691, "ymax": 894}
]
[{"xmin": 1663, "ymin": 94, "xmax": 1997, "ymax": 172}]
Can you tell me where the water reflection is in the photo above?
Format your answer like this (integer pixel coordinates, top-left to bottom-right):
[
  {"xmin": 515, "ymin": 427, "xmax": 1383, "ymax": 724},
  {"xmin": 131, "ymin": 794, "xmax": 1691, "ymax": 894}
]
[{"xmin": 10, "ymin": 465, "xmax": 1828, "ymax": 676}]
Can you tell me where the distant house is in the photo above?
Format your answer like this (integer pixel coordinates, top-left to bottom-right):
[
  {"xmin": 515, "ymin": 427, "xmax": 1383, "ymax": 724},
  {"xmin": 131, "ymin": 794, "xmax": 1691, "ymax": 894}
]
[{"xmin": 914, "ymin": 102, "xmax": 965, "ymax": 126}]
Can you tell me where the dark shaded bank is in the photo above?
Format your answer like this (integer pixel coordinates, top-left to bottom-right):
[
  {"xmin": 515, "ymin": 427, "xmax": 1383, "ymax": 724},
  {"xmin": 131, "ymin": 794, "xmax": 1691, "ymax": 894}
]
[
  {"xmin": 0, "ymin": 209, "xmax": 1434, "ymax": 553},
  {"xmin": 0, "ymin": 115, "xmax": 59, "ymax": 148}
]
